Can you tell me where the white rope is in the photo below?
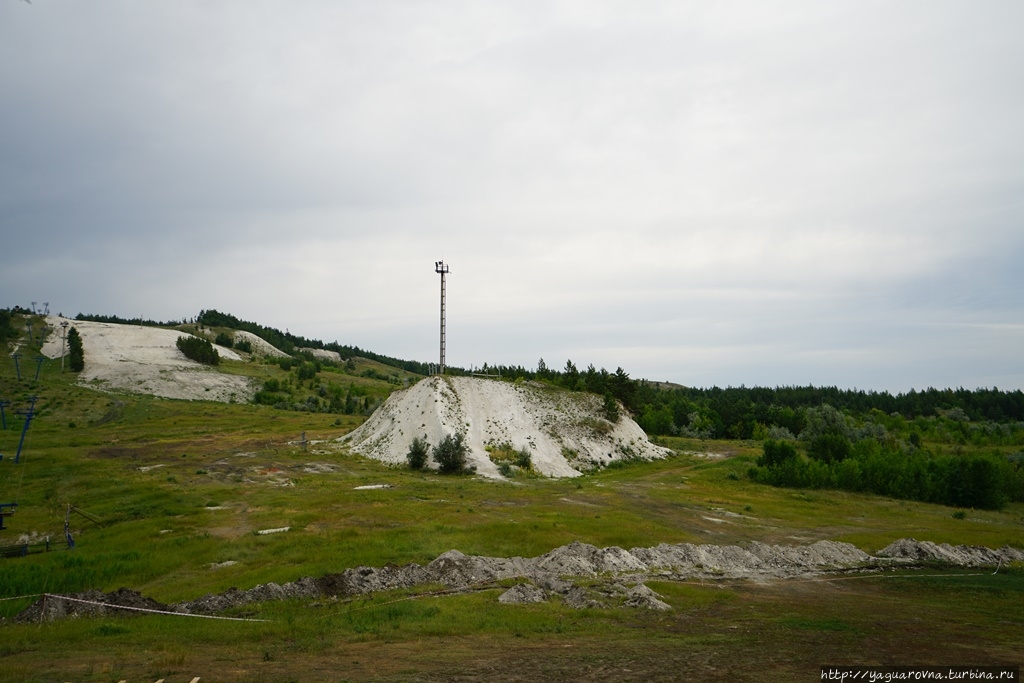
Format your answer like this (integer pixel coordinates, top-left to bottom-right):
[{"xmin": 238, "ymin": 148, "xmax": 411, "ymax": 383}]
[{"xmin": 39, "ymin": 594, "xmax": 270, "ymax": 622}]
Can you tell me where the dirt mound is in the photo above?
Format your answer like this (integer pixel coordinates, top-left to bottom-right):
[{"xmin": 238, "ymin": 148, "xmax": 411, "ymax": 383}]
[
  {"xmin": 15, "ymin": 588, "xmax": 169, "ymax": 623},
  {"xmin": 623, "ymin": 584, "xmax": 672, "ymax": 611},
  {"xmin": 536, "ymin": 541, "xmax": 650, "ymax": 575},
  {"xmin": 876, "ymin": 538, "xmax": 1024, "ymax": 565},
  {"xmin": 340, "ymin": 376, "xmax": 671, "ymax": 478},
  {"xmin": 22, "ymin": 538, "xmax": 1021, "ymax": 621},
  {"xmin": 179, "ymin": 577, "xmax": 320, "ymax": 615},
  {"xmin": 498, "ymin": 583, "xmax": 547, "ymax": 604},
  {"xmin": 40, "ymin": 317, "xmax": 255, "ymax": 402}
]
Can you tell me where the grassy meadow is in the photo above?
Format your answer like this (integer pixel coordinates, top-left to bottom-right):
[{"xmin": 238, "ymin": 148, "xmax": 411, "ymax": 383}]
[{"xmin": 1, "ymin": 322, "xmax": 1022, "ymax": 681}]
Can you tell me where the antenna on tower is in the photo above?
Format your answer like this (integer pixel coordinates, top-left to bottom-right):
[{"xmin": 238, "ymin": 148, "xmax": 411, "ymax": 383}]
[{"xmin": 435, "ymin": 261, "xmax": 450, "ymax": 375}]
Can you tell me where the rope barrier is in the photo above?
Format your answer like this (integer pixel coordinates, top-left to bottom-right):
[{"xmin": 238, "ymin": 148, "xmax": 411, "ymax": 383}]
[
  {"xmin": 25, "ymin": 593, "xmax": 270, "ymax": 622},
  {"xmin": 1, "ymin": 568, "xmax": 1006, "ymax": 624}
]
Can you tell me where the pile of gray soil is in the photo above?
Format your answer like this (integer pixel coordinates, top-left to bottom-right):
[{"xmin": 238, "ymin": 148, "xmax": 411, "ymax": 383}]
[{"xmin": 15, "ymin": 538, "xmax": 1022, "ymax": 622}]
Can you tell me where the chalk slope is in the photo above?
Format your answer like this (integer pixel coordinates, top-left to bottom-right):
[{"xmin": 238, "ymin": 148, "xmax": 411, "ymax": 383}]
[
  {"xmin": 341, "ymin": 375, "xmax": 671, "ymax": 478},
  {"xmin": 40, "ymin": 316, "xmax": 256, "ymax": 402}
]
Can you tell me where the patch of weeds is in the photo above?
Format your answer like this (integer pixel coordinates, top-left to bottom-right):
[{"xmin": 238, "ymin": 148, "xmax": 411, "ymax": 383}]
[
  {"xmin": 487, "ymin": 441, "xmax": 533, "ymax": 477},
  {"xmin": 95, "ymin": 623, "xmax": 130, "ymax": 637}
]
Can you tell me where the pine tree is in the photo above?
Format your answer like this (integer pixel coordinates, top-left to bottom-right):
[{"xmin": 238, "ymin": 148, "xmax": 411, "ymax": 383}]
[{"xmin": 68, "ymin": 326, "xmax": 85, "ymax": 372}]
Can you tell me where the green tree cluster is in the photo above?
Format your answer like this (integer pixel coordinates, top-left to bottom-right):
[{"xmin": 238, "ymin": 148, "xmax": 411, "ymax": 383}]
[
  {"xmin": 176, "ymin": 336, "xmax": 220, "ymax": 365},
  {"xmin": 75, "ymin": 313, "xmax": 184, "ymax": 328},
  {"xmin": 750, "ymin": 439, "xmax": 1023, "ymax": 510},
  {"xmin": 0, "ymin": 309, "xmax": 17, "ymax": 344},
  {"xmin": 625, "ymin": 384, "xmax": 1024, "ymax": 439},
  {"xmin": 406, "ymin": 436, "xmax": 430, "ymax": 469},
  {"xmin": 433, "ymin": 432, "xmax": 473, "ymax": 474},
  {"xmin": 197, "ymin": 309, "xmax": 437, "ymax": 375}
]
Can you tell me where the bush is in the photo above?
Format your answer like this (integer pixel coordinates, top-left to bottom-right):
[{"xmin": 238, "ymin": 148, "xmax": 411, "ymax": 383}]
[
  {"xmin": 757, "ymin": 439, "xmax": 798, "ymax": 468},
  {"xmin": 176, "ymin": 335, "xmax": 220, "ymax": 365},
  {"xmin": 515, "ymin": 447, "xmax": 532, "ymax": 470},
  {"xmin": 767, "ymin": 425, "xmax": 796, "ymax": 441},
  {"xmin": 433, "ymin": 432, "xmax": 472, "ymax": 474},
  {"xmin": 407, "ymin": 436, "xmax": 430, "ymax": 470},
  {"xmin": 234, "ymin": 339, "xmax": 253, "ymax": 353},
  {"xmin": 297, "ymin": 361, "xmax": 319, "ymax": 380},
  {"xmin": 67, "ymin": 326, "xmax": 85, "ymax": 372},
  {"xmin": 214, "ymin": 332, "xmax": 234, "ymax": 348},
  {"xmin": 807, "ymin": 433, "xmax": 852, "ymax": 464}
]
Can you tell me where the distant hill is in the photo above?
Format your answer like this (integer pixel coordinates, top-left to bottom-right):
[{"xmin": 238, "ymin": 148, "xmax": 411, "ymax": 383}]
[{"xmin": 196, "ymin": 309, "xmax": 441, "ymax": 376}]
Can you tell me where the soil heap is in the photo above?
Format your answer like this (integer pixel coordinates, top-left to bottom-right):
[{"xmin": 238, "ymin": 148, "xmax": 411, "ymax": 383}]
[{"xmin": 340, "ymin": 375, "xmax": 671, "ymax": 478}]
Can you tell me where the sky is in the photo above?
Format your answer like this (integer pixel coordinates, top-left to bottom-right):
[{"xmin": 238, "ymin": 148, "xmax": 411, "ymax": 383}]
[{"xmin": 2, "ymin": 1, "xmax": 1022, "ymax": 393}]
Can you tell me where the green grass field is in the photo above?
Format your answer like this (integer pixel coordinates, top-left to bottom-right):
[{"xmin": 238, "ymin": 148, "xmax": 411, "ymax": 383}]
[{"xmin": 1, "ymin": 331, "xmax": 1022, "ymax": 681}]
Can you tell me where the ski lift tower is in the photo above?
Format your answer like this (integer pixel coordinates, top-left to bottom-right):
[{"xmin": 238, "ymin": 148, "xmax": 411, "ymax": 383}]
[
  {"xmin": 59, "ymin": 321, "xmax": 69, "ymax": 372},
  {"xmin": 435, "ymin": 261, "xmax": 449, "ymax": 375}
]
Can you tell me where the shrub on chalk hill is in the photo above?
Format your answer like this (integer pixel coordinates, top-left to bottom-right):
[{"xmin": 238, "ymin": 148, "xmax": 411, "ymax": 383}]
[
  {"xmin": 433, "ymin": 432, "xmax": 475, "ymax": 474},
  {"xmin": 176, "ymin": 335, "xmax": 220, "ymax": 365}
]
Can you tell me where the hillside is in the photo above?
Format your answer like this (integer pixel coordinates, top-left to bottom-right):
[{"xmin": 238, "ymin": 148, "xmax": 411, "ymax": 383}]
[
  {"xmin": 2, "ymin": 307, "xmax": 1023, "ymax": 680},
  {"xmin": 343, "ymin": 376, "xmax": 670, "ymax": 477},
  {"xmin": 39, "ymin": 316, "xmax": 255, "ymax": 402},
  {"xmin": 30, "ymin": 315, "xmax": 670, "ymax": 478}
]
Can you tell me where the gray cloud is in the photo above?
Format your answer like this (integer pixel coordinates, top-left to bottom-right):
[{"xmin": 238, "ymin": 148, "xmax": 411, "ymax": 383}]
[{"xmin": 2, "ymin": 1, "xmax": 1022, "ymax": 391}]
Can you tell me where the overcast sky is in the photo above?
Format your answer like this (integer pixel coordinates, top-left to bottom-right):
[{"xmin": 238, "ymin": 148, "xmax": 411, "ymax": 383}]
[{"xmin": 2, "ymin": 1, "xmax": 1022, "ymax": 392}]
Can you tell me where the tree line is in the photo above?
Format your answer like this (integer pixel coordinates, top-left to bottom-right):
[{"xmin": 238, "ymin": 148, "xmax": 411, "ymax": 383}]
[
  {"xmin": 75, "ymin": 313, "xmax": 187, "ymax": 328},
  {"xmin": 196, "ymin": 309, "xmax": 441, "ymax": 375},
  {"xmin": 0, "ymin": 309, "xmax": 17, "ymax": 345},
  {"xmin": 73, "ymin": 308, "xmax": 1024, "ymax": 439},
  {"xmin": 746, "ymin": 404, "xmax": 1024, "ymax": 510},
  {"xmin": 625, "ymin": 384, "xmax": 1024, "ymax": 439}
]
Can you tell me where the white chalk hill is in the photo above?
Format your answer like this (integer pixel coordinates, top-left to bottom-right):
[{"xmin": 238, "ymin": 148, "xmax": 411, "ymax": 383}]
[
  {"xmin": 40, "ymin": 316, "xmax": 258, "ymax": 402},
  {"xmin": 341, "ymin": 376, "xmax": 671, "ymax": 478}
]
